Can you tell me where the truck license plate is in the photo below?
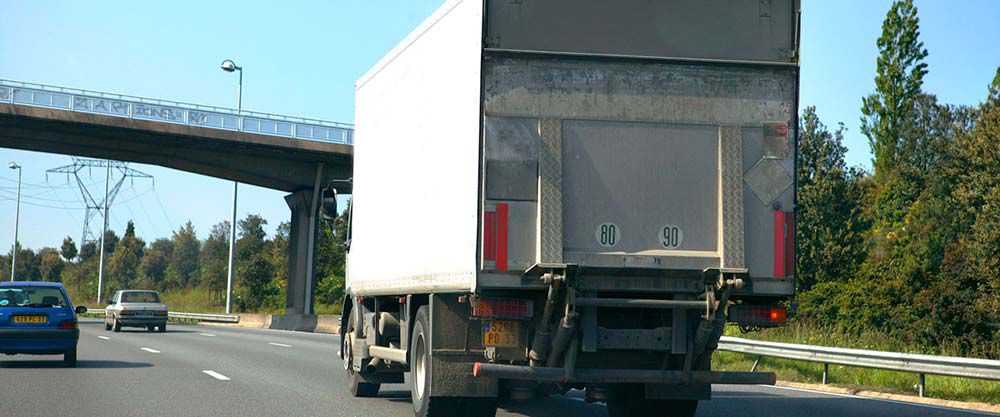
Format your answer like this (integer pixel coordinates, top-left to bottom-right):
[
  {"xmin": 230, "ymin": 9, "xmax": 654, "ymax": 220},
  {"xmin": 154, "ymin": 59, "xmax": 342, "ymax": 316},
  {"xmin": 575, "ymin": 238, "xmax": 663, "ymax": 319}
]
[{"xmin": 482, "ymin": 320, "xmax": 518, "ymax": 347}]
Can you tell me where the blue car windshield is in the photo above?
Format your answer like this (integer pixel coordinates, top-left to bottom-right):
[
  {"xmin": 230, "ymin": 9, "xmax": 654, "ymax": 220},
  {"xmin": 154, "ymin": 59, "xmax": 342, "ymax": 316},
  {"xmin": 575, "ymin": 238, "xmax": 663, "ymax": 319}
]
[{"xmin": 0, "ymin": 286, "xmax": 68, "ymax": 308}]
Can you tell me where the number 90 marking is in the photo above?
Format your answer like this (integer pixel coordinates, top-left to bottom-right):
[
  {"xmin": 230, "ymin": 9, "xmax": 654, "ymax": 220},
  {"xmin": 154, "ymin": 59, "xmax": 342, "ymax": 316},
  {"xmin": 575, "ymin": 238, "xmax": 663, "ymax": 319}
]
[
  {"xmin": 659, "ymin": 225, "xmax": 683, "ymax": 249},
  {"xmin": 596, "ymin": 223, "xmax": 620, "ymax": 247}
]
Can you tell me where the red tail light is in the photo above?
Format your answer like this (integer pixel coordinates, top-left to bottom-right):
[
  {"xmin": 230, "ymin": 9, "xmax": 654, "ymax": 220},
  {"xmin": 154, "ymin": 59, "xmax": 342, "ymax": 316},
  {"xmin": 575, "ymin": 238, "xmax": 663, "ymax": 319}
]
[
  {"xmin": 483, "ymin": 204, "xmax": 509, "ymax": 271},
  {"xmin": 471, "ymin": 298, "xmax": 532, "ymax": 319},
  {"xmin": 154, "ymin": 311, "xmax": 168, "ymax": 317},
  {"xmin": 119, "ymin": 310, "xmax": 134, "ymax": 316},
  {"xmin": 773, "ymin": 211, "xmax": 795, "ymax": 277},
  {"xmin": 728, "ymin": 305, "xmax": 787, "ymax": 327},
  {"xmin": 58, "ymin": 319, "xmax": 78, "ymax": 330}
]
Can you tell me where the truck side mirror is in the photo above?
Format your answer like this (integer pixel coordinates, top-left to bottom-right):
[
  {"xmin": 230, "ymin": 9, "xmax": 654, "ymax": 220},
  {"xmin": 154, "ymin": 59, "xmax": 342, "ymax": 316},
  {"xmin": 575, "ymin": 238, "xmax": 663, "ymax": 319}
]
[{"xmin": 320, "ymin": 188, "xmax": 338, "ymax": 221}]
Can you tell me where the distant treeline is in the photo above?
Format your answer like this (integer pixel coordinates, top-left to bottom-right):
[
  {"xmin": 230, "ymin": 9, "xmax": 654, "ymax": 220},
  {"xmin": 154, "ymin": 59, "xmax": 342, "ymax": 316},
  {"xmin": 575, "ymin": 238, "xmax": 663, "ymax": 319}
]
[
  {"xmin": 1, "ymin": 213, "xmax": 349, "ymax": 313},
  {"xmin": 792, "ymin": 0, "xmax": 998, "ymax": 357}
]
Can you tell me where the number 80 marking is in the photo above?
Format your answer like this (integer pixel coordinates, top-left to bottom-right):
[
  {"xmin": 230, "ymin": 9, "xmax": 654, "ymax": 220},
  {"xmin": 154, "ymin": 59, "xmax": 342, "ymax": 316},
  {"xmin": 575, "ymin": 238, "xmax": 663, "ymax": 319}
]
[{"xmin": 595, "ymin": 223, "xmax": 620, "ymax": 247}]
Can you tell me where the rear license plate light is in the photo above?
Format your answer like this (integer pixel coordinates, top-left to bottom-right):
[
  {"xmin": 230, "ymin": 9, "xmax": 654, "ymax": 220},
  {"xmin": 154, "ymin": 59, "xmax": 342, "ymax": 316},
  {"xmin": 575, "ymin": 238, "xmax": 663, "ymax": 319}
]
[
  {"xmin": 728, "ymin": 304, "xmax": 787, "ymax": 327},
  {"xmin": 471, "ymin": 298, "xmax": 532, "ymax": 319}
]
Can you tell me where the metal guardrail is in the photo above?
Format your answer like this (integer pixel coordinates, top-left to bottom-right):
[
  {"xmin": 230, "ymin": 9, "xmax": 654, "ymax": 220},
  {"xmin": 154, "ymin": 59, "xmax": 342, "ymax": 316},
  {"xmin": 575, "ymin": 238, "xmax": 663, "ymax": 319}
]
[
  {"xmin": 0, "ymin": 79, "xmax": 353, "ymax": 145},
  {"xmin": 81, "ymin": 309, "xmax": 239, "ymax": 323},
  {"xmin": 169, "ymin": 312, "xmax": 239, "ymax": 323},
  {"xmin": 717, "ymin": 336, "xmax": 1000, "ymax": 397}
]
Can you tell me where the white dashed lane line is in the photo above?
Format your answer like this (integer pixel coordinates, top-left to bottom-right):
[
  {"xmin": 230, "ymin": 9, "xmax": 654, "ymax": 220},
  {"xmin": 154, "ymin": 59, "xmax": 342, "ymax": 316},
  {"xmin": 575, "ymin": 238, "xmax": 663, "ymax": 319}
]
[
  {"xmin": 203, "ymin": 370, "xmax": 231, "ymax": 381},
  {"xmin": 199, "ymin": 333, "xmax": 216, "ymax": 337},
  {"xmin": 268, "ymin": 342, "xmax": 293, "ymax": 348},
  {"xmin": 140, "ymin": 348, "xmax": 161, "ymax": 353},
  {"xmin": 97, "ymin": 336, "xmax": 110, "ymax": 340}
]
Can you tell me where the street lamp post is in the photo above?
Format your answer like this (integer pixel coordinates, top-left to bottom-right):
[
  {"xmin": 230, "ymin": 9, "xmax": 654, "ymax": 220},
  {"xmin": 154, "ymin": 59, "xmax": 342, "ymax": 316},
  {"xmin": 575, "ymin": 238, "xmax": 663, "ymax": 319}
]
[
  {"xmin": 221, "ymin": 59, "xmax": 243, "ymax": 314},
  {"xmin": 8, "ymin": 162, "xmax": 21, "ymax": 281}
]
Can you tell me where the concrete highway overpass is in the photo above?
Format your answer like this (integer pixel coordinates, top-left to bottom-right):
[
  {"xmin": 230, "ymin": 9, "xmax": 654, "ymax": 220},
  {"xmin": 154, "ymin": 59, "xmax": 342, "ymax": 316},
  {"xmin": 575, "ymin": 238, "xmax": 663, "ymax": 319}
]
[{"xmin": 0, "ymin": 79, "xmax": 353, "ymax": 315}]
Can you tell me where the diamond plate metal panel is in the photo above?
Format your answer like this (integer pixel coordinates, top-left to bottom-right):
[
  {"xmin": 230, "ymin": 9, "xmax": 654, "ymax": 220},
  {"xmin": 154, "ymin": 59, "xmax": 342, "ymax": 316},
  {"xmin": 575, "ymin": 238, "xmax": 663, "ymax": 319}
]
[
  {"xmin": 744, "ymin": 157, "xmax": 793, "ymax": 207},
  {"xmin": 720, "ymin": 126, "xmax": 746, "ymax": 269},
  {"xmin": 539, "ymin": 118, "xmax": 563, "ymax": 263}
]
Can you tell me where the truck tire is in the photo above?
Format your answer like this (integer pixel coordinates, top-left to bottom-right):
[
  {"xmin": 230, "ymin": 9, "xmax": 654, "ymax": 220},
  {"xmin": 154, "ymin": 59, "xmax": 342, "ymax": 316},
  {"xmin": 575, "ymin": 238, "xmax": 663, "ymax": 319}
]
[
  {"xmin": 607, "ymin": 384, "xmax": 698, "ymax": 417},
  {"xmin": 411, "ymin": 306, "xmax": 496, "ymax": 417},
  {"xmin": 344, "ymin": 308, "xmax": 380, "ymax": 397}
]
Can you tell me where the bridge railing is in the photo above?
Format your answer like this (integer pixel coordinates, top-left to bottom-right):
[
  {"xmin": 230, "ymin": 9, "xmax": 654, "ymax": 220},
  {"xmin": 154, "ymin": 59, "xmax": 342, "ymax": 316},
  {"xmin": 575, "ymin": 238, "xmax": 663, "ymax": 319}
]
[
  {"xmin": 718, "ymin": 336, "xmax": 1000, "ymax": 397},
  {"xmin": 0, "ymin": 79, "xmax": 353, "ymax": 145}
]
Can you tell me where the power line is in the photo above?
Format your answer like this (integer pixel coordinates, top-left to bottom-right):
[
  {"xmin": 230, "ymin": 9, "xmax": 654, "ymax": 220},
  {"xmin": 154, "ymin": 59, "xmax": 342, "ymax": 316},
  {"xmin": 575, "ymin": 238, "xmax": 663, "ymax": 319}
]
[{"xmin": 46, "ymin": 157, "xmax": 154, "ymax": 247}]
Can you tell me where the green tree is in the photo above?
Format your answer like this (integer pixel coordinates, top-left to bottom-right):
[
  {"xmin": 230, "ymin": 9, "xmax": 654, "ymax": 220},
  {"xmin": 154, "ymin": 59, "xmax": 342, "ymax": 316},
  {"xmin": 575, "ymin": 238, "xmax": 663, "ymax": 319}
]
[
  {"xmin": 166, "ymin": 221, "xmax": 200, "ymax": 288},
  {"xmin": 37, "ymin": 248, "xmax": 65, "ymax": 282},
  {"xmin": 4, "ymin": 243, "xmax": 39, "ymax": 281},
  {"xmin": 108, "ymin": 221, "xmax": 145, "ymax": 292},
  {"xmin": 79, "ymin": 241, "xmax": 98, "ymax": 261},
  {"xmin": 315, "ymin": 209, "xmax": 349, "ymax": 306},
  {"xmin": 139, "ymin": 246, "xmax": 168, "ymax": 290},
  {"xmin": 234, "ymin": 214, "xmax": 280, "ymax": 312},
  {"xmin": 60, "ymin": 236, "xmax": 78, "ymax": 261},
  {"xmin": 860, "ymin": 0, "xmax": 928, "ymax": 182},
  {"xmin": 102, "ymin": 229, "xmax": 120, "ymax": 255},
  {"xmin": 795, "ymin": 108, "xmax": 868, "ymax": 292},
  {"xmin": 200, "ymin": 221, "xmax": 231, "ymax": 302}
]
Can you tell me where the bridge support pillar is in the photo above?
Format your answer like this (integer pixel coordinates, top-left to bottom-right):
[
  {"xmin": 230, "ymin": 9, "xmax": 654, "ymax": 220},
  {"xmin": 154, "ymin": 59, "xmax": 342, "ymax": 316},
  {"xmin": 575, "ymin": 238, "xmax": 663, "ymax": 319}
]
[{"xmin": 285, "ymin": 189, "xmax": 318, "ymax": 315}]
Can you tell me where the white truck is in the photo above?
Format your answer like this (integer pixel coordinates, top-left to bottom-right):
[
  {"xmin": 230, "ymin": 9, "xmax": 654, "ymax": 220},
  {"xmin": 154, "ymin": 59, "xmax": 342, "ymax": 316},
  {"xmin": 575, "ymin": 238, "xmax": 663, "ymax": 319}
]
[{"xmin": 334, "ymin": 1, "xmax": 800, "ymax": 416}]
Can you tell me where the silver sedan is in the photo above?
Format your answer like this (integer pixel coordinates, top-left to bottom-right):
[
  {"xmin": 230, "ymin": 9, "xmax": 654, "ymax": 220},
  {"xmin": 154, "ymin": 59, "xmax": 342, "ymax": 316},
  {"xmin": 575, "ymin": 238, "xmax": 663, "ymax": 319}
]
[{"xmin": 104, "ymin": 290, "xmax": 169, "ymax": 333}]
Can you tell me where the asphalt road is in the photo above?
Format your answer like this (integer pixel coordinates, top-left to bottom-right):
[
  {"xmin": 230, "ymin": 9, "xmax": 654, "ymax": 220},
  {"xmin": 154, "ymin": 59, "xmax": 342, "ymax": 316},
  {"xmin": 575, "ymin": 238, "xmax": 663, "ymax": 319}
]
[{"xmin": 0, "ymin": 319, "xmax": 995, "ymax": 417}]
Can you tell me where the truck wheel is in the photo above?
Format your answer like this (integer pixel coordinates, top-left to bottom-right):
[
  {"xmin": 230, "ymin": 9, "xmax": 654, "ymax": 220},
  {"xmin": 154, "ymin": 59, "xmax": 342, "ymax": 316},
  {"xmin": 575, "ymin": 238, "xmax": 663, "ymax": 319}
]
[
  {"xmin": 158, "ymin": 323, "xmax": 167, "ymax": 333},
  {"xmin": 113, "ymin": 319, "xmax": 122, "ymax": 332},
  {"xmin": 411, "ymin": 306, "xmax": 452, "ymax": 416},
  {"xmin": 607, "ymin": 385, "xmax": 698, "ymax": 417},
  {"xmin": 344, "ymin": 308, "xmax": 380, "ymax": 397}
]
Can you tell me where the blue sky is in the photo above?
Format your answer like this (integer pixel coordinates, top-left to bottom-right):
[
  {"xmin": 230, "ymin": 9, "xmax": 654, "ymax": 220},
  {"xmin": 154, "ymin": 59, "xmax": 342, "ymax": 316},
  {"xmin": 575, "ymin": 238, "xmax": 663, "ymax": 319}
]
[{"xmin": 2, "ymin": 0, "xmax": 998, "ymax": 251}]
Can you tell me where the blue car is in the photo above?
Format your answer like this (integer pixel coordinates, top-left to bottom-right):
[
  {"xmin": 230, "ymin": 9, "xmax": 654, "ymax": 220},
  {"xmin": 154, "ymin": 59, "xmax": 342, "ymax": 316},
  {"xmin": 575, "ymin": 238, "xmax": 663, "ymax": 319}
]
[{"xmin": 0, "ymin": 282, "xmax": 87, "ymax": 367}]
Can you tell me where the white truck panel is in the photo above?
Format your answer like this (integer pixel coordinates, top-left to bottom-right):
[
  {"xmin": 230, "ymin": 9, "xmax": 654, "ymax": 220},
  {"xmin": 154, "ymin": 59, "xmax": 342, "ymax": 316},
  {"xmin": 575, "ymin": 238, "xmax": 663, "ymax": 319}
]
[{"xmin": 348, "ymin": 0, "xmax": 483, "ymax": 296}]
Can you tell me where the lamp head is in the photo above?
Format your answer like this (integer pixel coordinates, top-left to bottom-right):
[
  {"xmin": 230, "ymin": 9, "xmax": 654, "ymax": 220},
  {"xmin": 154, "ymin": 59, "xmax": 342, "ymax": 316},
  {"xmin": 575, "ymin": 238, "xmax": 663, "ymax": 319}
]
[
  {"xmin": 220, "ymin": 59, "xmax": 241, "ymax": 72},
  {"xmin": 8, "ymin": 162, "xmax": 19, "ymax": 170}
]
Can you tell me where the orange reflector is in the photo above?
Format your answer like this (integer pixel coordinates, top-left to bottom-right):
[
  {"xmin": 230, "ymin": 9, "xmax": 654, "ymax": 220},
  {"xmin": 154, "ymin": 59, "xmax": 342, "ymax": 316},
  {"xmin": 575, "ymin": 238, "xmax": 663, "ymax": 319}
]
[
  {"xmin": 769, "ymin": 307, "xmax": 787, "ymax": 324},
  {"xmin": 728, "ymin": 304, "xmax": 787, "ymax": 327}
]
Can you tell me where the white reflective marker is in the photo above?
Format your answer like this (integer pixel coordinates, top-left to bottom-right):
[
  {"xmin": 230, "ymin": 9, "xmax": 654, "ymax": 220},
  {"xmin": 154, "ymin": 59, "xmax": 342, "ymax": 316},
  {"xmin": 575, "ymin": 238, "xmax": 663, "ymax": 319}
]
[
  {"xmin": 199, "ymin": 333, "xmax": 216, "ymax": 337},
  {"xmin": 203, "ymin": 370, "xmax": 231, "ymax": 381},
  {"xmin": 269, "ymin": 342, "xmax": 292, "ymax": 348},
  {"xmin": 97, "ymin": 336, "xmax": 110, "ymax": 340},
  {"xmin": 140, "ymin": 348, "xmax": 160, "ymax": 353}
]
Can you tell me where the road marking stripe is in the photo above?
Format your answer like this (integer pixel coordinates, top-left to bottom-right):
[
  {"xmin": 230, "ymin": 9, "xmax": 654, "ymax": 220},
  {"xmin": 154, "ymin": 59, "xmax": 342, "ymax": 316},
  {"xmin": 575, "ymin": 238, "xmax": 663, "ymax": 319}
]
[
  {"xmin": 199, "ymin": 333, "xmax": 216, "ymax": 337},
  {"xmin": 203, "ymin": 370, "xmax": 230, "ymax": 381},
  {"xmin": 140, "ymin": 347, "xmax": 160, "ymax": 353},
  {"xmin": 269, "ymin": 342, "xmax": 293, "ymax": 348},
  {"xmin": 97, "ymin": 336, "xmax": 110, "ymax": 340}
]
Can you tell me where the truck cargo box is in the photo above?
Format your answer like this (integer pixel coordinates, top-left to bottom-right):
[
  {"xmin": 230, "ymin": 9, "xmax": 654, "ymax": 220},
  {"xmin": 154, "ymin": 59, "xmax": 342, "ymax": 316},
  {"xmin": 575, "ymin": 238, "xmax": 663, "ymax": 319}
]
[{"xmin": 348, "ymin": 0, "xmax": 799, "ymax": 298}]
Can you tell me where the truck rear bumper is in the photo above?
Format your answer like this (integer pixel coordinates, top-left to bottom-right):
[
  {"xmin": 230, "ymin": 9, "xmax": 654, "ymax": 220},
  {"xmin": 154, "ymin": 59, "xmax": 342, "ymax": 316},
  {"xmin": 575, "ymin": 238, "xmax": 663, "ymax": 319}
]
[{"xmin": 472, "ymin": 362, "xmax": 776, "ymax": 385}]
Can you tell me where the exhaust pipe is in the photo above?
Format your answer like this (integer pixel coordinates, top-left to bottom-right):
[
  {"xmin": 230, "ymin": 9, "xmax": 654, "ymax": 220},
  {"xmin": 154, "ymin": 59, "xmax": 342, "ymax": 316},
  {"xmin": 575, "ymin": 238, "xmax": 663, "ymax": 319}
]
[{"xmin": 473, "ymin": 362, "xmax": 776, "ymax": 385}]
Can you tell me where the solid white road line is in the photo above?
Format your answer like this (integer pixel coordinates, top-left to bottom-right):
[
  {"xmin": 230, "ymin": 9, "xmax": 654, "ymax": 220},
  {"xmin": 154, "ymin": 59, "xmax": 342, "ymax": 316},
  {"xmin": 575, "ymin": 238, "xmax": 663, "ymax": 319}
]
[
  {"xmin": 268, "ymin": 342, "xmax": 293, "ymax": 348},
  {"xmin": 203, "ymin": 370, "xmax": 231, "ymax": 381},
  {"xmin": 97, "ymin": 336, "xmax": 110, "ymax": 340},
  {"xmin": 140, "ymin": 347, "xmax": 160, "ymax": 353},
  {"xmin": 199, "ymin": 333, "xmax": 216, "ymax": 337}
]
